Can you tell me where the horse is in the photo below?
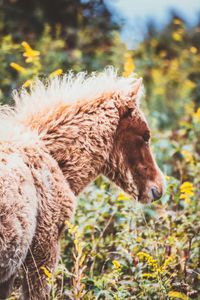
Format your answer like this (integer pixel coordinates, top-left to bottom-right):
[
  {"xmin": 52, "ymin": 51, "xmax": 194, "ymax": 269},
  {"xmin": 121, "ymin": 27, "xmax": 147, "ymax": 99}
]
[{"xmin": 0, "ymin": 68, "xmax": 164, "ymax": 299}]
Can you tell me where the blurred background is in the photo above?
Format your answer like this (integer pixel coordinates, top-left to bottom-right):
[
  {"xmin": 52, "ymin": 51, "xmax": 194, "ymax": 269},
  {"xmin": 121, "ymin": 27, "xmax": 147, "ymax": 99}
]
[
  {"xmin": 0, "ymin": 1, "xmax": 200, "ymax": 299},
  {"xmin": 1, "ymin": 0, "xmax": 200, "ymax": 129}
]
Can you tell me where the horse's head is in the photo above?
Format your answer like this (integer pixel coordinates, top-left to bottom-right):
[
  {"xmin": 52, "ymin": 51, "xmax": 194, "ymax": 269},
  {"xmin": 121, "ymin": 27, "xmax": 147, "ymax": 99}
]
[{"xmin": 104, "ymin": 78, "xmax": 165, "ymax": 203}]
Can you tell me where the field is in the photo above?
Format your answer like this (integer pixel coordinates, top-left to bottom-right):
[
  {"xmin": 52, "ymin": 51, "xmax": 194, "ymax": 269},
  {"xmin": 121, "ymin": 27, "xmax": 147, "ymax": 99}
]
[{"xmin": 0, "ymin": 3, "xmax": 200, "ymax": 299}]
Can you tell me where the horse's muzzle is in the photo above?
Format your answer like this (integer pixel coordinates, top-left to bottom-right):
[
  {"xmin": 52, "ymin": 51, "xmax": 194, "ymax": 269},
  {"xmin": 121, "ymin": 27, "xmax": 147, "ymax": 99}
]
[{"xmin": 151, "ymin": 186, "xmax": 163, "ymax": 201}]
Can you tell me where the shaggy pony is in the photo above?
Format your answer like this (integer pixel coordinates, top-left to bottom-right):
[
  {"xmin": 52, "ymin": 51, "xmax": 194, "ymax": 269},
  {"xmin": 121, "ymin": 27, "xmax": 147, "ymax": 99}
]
[{"xmin": 0, "ymin": 68, "xmax": 164, "ymax": 299}]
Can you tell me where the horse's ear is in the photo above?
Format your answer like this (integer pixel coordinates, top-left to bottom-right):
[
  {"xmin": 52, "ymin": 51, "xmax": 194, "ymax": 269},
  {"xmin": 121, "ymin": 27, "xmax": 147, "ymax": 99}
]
[
  {"xmin": 128, "ymin": 77, "xmax": 143, "ymax": 98},
  {"xmin": 122, "ymin": 78, "xmax": 143, "ymax": 114},
  {"xmin": 118, "ymin": 77, "xmax": 143, "ymax": 117}
]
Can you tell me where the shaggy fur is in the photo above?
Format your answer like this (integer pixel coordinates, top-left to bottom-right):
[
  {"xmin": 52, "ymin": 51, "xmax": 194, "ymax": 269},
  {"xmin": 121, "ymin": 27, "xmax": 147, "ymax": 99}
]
[{"xmin": 0, "ymin": 68, "xmax": 164, "ymax": 299}]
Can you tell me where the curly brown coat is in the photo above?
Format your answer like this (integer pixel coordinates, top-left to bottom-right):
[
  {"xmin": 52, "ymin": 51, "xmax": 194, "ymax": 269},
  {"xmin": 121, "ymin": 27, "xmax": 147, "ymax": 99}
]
[{"xmin": 0, "ymin": 69, "xmax": 164, "ymax": 299}]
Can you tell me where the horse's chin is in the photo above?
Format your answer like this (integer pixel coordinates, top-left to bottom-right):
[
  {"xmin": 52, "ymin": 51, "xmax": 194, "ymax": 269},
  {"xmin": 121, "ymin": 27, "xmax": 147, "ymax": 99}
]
[{"xmin": 137, "ymin": 191, "xmax": 153, "ymax": 204}]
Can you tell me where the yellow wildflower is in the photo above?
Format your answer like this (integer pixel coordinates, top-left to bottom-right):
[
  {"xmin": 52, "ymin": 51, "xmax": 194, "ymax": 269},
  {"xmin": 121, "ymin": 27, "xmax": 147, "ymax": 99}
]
[
  {"xmin": 117, "ymin": 192, "xmax": 130, "ymax": 201},
  {"xmin": 40, "ymin": 266, "xmax": 52, "ymax": 279},
  {"xmin": 100, "ymin": 183, "xmax": 106, "ymax": 190},
  {"xmin": 137, "ymin": 252, "xmax": 158, "ymax": 272},
  {"xmin": 151, "ymin": 69, "xmax": 162, "ymax": 82},
  {"xmin": 180, "ymin": 182, "xmax": 194, "ymax": 204},
  {"xmin": 136, "ymin": 237, "xmax": 143, "ymax": 243},
  {"xmin": 190, "ymin": 46, "xmax": 198, "ymax": 54},
  {"xmin": 161, "ymin": 256, "xmax": 174, "ymax": 273},
  {"xmin": 138, "ymin": 252, "xmax": 174, "ymax": 279},
  {"xmin": 168, "ymin": 291, "xmax": 188, "ymax": 300},
  {"xmin": 23, "ymin": 79, "xmax": 33, "ymax": 88},
  {"xmin": 22, "ymin": 41, "xmax": 40, "ymax": 62},
  {"xmin": 123, "ymin": 53, "xmax": 135, "ymax": 77},
  {"xmin": 173, "ymin": 19, "xmax": 182, "ymax": 25},
  {"xmin": 112, "ymin": 260, "xmax": 121, "ymax": 269},
  {"xmin": 142, "ymin": 273, "xmax": 157, "ymax": 279},
  {"xmin": 159, "ymin": 50, "xmax": 167, "ymax": 58},
  {"xmin": 180, "ymin": 182, "xmax": 194, "ymax": 196},
  {"xmin": 10, "ymin": 62, "xmax": 27, "ymax": 74},
  {"xmin": 168, "ymin": 236, "xmax": 176, "ymax": 245},
  {"xmin": 49, "ymin": 68, "xmax": 63, "ymax": 78},
  {"xmin": 172, "ymin": 32, "xmax": 182, "ymax": 42},
  {"xmin": 65, "ymin": 220, "xmax": 78, "ymax": 235},
  {"xmin": 184, "ymin": 102, "xmax": 195, "ymax": 115},
  {"xmin": 181, "ymin": 150, "xmax": 194, "ymax": 164},
  {"xmin": 184, "ymin": 79, "xmax": 196, "ymax": 90}
]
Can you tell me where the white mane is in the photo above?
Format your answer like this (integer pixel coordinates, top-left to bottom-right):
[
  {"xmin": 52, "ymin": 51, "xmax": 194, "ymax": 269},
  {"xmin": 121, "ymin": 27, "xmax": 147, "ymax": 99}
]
[{"xmin": 0, "ymin": 67, "xmax": 142, "ymax": 141}]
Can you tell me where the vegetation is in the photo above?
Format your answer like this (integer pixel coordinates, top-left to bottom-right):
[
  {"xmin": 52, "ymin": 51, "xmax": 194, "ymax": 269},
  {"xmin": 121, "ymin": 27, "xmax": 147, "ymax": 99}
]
[{"xmin": 0, "ymin": 2, "xmax": 199, "ymax": 299}]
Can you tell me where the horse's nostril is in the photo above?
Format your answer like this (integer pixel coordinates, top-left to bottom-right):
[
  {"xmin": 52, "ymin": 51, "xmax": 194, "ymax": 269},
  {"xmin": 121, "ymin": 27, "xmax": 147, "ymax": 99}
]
[{"xmin": 151, "ymin": 187, "xmax": 162, "ymax": 201}]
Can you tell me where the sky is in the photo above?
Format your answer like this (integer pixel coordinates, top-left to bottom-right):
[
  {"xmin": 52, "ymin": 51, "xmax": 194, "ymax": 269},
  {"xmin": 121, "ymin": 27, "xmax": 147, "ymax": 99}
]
[{"xmin": 107, "ymin": 0, "xmax": 200, "ymax": 48}]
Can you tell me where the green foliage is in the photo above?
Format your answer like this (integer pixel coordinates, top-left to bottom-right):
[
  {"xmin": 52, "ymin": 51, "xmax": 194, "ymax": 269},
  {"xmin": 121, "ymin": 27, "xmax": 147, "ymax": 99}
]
[
  {"xmin": 53, "ymin": 171, "xmax": 199, "ymax": 299},
  {"xmin": 133, "ymin": 17, "xmax": 200, "ymax": 129},
  {"xmin": 0, "ymin": 7, "xmax": 199, "ymax": 300},
  {"xmin": 0, "ymin": 25, "xmax": 125, "ymax": 104}
]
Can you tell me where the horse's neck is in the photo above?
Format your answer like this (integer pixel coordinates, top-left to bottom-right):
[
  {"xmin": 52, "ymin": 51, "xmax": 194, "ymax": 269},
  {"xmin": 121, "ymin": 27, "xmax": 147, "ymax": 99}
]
[{"xmin": 37, "ymin": 98, "xmax": 119, "ymax": 195}]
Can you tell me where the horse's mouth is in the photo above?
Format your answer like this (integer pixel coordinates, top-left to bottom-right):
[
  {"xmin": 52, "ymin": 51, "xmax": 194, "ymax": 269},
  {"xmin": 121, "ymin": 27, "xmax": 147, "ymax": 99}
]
[{"xmin": 137, "ymin": 190, "xmax": 152, "ymax": 204}]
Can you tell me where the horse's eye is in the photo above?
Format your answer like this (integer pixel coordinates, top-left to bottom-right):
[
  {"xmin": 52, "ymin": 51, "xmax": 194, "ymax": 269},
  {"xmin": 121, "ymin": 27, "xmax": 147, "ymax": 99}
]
[
  {"xmin": 143, "ymin": 131, "xmax": 150, "ymax": 142},
  {"xmin": 123, "ymin": 107, "xmax": 133, "ymax": 118}
]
